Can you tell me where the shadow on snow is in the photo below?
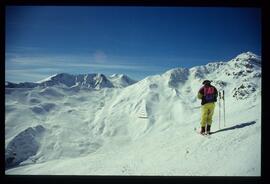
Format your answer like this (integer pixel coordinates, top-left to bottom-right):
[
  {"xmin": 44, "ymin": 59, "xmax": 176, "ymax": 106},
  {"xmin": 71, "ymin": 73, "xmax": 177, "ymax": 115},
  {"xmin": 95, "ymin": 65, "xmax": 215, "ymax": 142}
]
[{"xmin": 211, "ymin": 121, "xmax": 256, "ymax": 135}]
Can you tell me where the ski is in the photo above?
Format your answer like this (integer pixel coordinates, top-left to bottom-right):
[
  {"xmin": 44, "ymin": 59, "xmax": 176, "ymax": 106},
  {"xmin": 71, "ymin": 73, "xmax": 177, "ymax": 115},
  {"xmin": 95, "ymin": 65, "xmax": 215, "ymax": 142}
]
[
  {"xmin": 194, "ymin": 128, "xmax": 211, "ymax": 138},
  {"xmin": 199, "ymin": 132, "xmax": 211, "ymax": 138}
]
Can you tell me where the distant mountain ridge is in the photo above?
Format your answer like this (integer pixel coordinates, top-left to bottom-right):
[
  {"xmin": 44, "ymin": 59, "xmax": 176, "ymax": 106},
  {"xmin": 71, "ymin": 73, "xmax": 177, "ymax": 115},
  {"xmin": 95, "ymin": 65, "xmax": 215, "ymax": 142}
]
[{"xmin": 5, "ymin": 73, "xmax": 137, "ymax": 89}]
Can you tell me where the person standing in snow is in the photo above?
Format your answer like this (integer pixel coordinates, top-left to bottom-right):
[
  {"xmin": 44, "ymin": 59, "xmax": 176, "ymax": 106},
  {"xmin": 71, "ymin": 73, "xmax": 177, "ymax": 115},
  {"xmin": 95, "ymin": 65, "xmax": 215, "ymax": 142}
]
[{"xmin": 197, "ymin": 80, "xmax": 218, "ymax": 135}]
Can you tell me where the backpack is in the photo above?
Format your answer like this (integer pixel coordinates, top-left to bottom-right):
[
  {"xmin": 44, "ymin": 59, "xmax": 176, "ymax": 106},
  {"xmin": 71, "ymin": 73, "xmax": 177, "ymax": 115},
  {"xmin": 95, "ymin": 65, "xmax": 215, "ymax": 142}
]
[{"xmin": 203, "ymin": 86, "xmax": 216, "ymax": 102}]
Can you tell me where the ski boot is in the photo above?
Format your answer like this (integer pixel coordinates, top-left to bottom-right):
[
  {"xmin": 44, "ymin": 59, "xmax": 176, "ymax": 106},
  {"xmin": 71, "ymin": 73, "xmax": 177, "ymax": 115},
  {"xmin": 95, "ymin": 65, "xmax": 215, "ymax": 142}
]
[
  {"xmin": 206, "ymin": 125, "xmax": 211, "ymax": 135},
  {"xmin": 200, "ymin": 126, "xmax": 206, "ymax": 135}
]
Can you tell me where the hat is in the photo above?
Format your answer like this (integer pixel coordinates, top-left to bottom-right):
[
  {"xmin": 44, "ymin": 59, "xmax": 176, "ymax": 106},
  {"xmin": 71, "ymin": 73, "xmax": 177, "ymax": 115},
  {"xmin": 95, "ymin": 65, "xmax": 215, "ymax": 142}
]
[{"xmin": 202, "ymin": 80, "xmax": 211, "ymax": 85}]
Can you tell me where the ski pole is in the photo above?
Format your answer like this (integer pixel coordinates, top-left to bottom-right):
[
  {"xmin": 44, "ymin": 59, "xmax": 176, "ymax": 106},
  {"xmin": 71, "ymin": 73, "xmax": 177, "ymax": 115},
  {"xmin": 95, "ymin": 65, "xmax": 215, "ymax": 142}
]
[
  {"xmin": 223, "ymin": 90, "xmax": 226, "ymax": 127},
  {"xmin": 218, "ymin": 90, "xmax": 221, "ymax": 129}
]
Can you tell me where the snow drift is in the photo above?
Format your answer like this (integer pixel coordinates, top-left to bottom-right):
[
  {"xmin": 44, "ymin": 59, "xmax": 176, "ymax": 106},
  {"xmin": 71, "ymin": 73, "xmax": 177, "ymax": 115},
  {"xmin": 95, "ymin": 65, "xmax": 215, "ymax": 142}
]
[{"xmin": 5, "ymin": 52, "xmax": 261, "ymax": 176}]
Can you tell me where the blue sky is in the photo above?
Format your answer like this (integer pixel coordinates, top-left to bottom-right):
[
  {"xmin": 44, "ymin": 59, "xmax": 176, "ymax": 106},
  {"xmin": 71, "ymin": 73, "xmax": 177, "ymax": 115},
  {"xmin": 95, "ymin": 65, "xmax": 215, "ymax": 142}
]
[{"xmin": 6, "ymin": 6, "xmax": 261, "ymax": 82}]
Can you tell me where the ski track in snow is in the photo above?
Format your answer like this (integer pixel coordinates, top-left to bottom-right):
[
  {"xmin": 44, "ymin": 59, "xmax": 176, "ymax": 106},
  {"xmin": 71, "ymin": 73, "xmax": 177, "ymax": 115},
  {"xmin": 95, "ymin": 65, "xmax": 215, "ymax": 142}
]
[{"xmin": 5, "ymin": 52, "xmax": 261, "ymax": 176}]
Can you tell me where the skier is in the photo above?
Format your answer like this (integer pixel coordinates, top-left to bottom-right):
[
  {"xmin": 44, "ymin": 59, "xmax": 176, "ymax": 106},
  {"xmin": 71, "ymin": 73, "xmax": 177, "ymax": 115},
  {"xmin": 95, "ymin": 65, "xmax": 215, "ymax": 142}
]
[{"xmin": 197, "ymin": 80, "xmax": 218, "ymax": 135}]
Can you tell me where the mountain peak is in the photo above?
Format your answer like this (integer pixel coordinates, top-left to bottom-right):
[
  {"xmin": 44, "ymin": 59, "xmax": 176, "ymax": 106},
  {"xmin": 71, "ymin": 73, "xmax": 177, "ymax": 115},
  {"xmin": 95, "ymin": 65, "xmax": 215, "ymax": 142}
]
[
  {"xmin": 36, "ymin": 73, "xmax": 58, "ymax": 83},
  {"xmin": 234, "ymin": 51, "xmax": 260, "ymax": 62},
  {"xmin": 227, "ymin": 52, "xmax": 261, "ymax": 68},
  {"xmin": 110, "ymin": 74, "xmax": 124, "ymax": 78},
  {"xmin": 108, "ymin": 73, "xmax": 137, "ymax": 87}
]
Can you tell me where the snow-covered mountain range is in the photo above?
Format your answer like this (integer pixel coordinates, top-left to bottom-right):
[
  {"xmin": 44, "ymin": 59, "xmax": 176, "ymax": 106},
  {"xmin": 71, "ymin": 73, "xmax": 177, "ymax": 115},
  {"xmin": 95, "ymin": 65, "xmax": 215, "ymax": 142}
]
[
  {"xmin": 5, "ymin": 52, "xmax": 261, "ymax": 176},
  {"xmin": 6, "ymin": 73, "xmax": 137, "ymax": 89}
]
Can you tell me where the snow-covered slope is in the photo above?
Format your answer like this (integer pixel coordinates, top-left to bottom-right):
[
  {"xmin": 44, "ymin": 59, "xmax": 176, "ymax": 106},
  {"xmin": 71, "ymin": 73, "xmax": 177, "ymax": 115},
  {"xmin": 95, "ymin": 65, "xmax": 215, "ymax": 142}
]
[
  {"xmin": 6, "ymin": 73, "xmax": 137, "ymax": 89},
  {"xmin": 5, "ymin": 52, "xmax": 261, "ymax": 176}
]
